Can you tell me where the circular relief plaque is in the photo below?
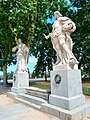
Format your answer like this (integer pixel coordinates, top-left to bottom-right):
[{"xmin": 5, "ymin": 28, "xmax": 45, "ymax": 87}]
[{"xmin": 54, "ymin": 74, "xmax": 61, "ymax": 84}]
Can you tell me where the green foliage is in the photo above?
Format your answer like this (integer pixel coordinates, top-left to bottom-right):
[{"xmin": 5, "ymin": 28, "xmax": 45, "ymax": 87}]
[
  {"xmin": 7, "ymin": 71, "xmax": 13, "ymax": 79},
  {"xmin": 0, "ymin": 0, "xmax": 38, "ymax": 85},
  {"xmin": 0, "ymin": 0, "xmax": 38, "ymax": 67},
  {"xmin": 83, "ymin": 88, "xmax": 90, "ymax": 95},
  {"xmin": 70, "ymin": 0, "xmax": 90, "ymax": 75},
  {"xmin": 82, "ymin": 78, "xmax": 90, "ymax": 83}
]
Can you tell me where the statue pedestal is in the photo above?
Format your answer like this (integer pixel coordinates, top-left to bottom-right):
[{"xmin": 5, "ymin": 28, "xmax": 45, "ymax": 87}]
[
  {"xmin": 11, "ymin": 71, "xmax": 29, "ymax": 94},
  {"xmin": 8, "ymin": 71, "xmax": 29, "ymax": 99},
  {"xmin": 12, "ymin": 71, "xmax": 29, "ymax": 88},
  {"xmin": 7, "ymin": 71, "xmax": 29, "ymax": 100},
  {"xmin": 49, "ymin": 69, "xmax": 85, "ymax": 110},
  {"xmin": 53, "ymin": 64, "xmax": 78, "ymax": 70},
  {"xmin": 41, "ymin": 65, "xmax": 90, "ymax": 120}
]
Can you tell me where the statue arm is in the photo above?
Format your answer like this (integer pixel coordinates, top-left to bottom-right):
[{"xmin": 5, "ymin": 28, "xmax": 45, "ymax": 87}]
[
  {"xmin": 43, "ymin": 33, "xmax": 52, "ymax": 39},
  {"xmin": 12, "ymin": 46, "xmax": 18, "ymax": 52},
  {"xmin": 12, "ymin": 37, "xmax": 19, "ymax": 52},
  {"xmin": 58, "ymin": 17, "xmax": 76, "ymax": 32}
]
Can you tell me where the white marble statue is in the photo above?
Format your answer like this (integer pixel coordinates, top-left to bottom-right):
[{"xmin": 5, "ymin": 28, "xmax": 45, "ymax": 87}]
[
  {"xmin": 43, "ymin": 11, "xmax": 78, "ymax": 67},
  {"xmin": 12, "ymin": 38, "xmax": 29, "ymax": 72}
]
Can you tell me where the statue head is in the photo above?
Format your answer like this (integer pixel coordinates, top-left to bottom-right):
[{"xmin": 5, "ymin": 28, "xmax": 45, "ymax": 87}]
[
  {"xmin": 18, "ymin": 38, "xmax": 22, "ymax": 44},
  {"xmin": 54, "ymin": 11, "xmax": 62, "ymax": 19}
]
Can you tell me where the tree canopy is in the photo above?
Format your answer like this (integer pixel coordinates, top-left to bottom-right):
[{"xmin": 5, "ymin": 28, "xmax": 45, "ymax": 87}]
[{"xmin": 70, "ymin": 0, "xmax": 90, "ymax": 76}]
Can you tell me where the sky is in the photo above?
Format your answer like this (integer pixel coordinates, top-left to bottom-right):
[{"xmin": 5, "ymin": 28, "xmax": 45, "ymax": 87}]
[{"xmin": 0, "ymin": 56, "xmax": 37, "ymax": 75}]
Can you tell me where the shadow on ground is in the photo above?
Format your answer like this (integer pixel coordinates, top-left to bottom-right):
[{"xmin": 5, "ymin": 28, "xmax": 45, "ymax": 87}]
[{"xmin": 0, "ymin": 83, "xmax": 11, "ymax": 95}]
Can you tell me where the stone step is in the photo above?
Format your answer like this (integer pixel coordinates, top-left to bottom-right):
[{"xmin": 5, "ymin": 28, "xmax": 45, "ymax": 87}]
[
  {"xmin": 41, "ymin": 103, "xmax": 90, "ymax": 120},
  {"xmin": 25, "ymin": 87, "xmax": 51, "ymax": 101},
  {"xmin": 16, "ymin": 97, "xmax": 41, "ymax": 110},
  {"xmin": 18, "ymin": 93, "xmax": 47, "ymax": 108}
]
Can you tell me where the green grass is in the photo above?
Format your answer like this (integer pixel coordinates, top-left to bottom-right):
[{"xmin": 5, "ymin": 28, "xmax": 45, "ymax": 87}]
[
  {"xmin": 29, "ymin": 82, "xmax": 51, "ymax": 89},
  {"xmin": 29, "ymin": 81, "xmax": 90, "ymax": 95},
  {"xmin": 83, "ymin": 87, "xmax": 90, "ymax": 95}
]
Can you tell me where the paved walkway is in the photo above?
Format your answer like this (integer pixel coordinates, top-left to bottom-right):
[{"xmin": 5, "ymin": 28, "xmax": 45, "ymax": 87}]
[
  {"xmin": 0, "ymin": 83, "xmax": 90, "ymax": 120},
  {"xmin": 0, "ymin": 94, "xmax": 61, "ymax": 120},
  {"xmin": 0, "ymin": 84, "xmax": 60, "ymax": 120}
]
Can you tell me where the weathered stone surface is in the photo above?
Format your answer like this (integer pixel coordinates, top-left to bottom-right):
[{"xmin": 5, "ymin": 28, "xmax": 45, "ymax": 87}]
[
  {"xmin": 13, "ymin": 72, "xmax": 29, "ymax": 88},
  {"xmin": 26, "ymin": 87, "xmax": 51, "ymax": 101},
  {"xmin": 49, "ymin": 69, "xmax": 85, "ymax": 110}
]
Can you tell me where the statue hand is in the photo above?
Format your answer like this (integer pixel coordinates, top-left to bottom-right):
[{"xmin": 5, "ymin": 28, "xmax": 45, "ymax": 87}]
[
  {"xmin": 12, "ymin": 46, "xmax": 17, "ymax": 52},
  {"xmin": 43, "ymin": 33, "xmax": 49, "ymax": 39}
]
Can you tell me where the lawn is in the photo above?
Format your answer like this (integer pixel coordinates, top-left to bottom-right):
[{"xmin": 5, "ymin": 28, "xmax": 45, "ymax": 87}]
[
  {"xmin": 83, "ymin": 88, "xmax": 90, "ymax": 95},
  {"xmin": 29, "ymin": 81, "xmax": 51, "ymax": 89},
  {"xmin": 82, "ymin": 81, "xmax": 90, "ymax": 95},
  {"xmin": 29, "ymin": 80, "xmax": 90, "ymax": 95}
]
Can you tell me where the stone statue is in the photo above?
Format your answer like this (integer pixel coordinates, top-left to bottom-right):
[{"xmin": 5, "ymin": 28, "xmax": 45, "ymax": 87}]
[
  {"xmin": 12, "ymin": 38, "xmax": 29, "ymax": 72},
  {"xmin": 43, "ymin": 11, "xmax": 78, "ymax": 69}
]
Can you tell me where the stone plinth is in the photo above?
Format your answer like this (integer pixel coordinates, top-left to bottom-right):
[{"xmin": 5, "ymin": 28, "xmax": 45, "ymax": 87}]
[
  {"xmin": 41, "ymin": 64, "xmax": 90, "ymax": 120},
  {"xmin": 49, "ymin": 69, "xmax": 85, "ymax": 110},
  {"xmin": 53, "ymin": 64, "xmax": 78, "ymax": 71},
  {"xmin": 11, "ymin": 71, "xmax": 29, "ymax": 94},
  {"xmin": 11, "ymin": 87, "xmax": 26, "ymax": 94},
  {"xmin": 13, "ymin": 71, "xmax": 29, "ymax": 88}
]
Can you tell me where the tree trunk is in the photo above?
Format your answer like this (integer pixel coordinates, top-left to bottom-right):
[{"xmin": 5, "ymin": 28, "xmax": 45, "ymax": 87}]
[
  {"xmin": 3, "ymin": 63, "xmax": 7, "ymax": 86},
  {"xmin": 45, "ymin": 70, "xmax": 47, "ymax": 81},
  {"xmin": 88, "ymin": 71, "xmax": 90, "ymax": 78}
]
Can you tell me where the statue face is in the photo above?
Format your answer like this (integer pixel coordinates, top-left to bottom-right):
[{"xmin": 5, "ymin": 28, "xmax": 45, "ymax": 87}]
[
  {"xmin": 18, "ymin": 39, "xmax": 22, "ymax": 44},
  {"xmin": 54, "ymin": 14, "xmax": 59, "ymax": 20}
]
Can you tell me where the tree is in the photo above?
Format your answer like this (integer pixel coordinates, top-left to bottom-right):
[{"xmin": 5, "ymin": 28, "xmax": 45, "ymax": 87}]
[
  {"xmin": 70, "ymin": 0, "xmax": 90, "ymax": 76},
  {"xmin": 0, "ymin": 0, "xmax": 38, "ymax": 86},
  {"xmin": 7, "ymin": 71, "xmax": 13, "ymax": 79}
]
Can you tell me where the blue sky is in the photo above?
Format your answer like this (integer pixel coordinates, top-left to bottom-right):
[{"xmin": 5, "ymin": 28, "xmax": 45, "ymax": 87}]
[{"xmin": 0, "ymin": 56, "xmax": 37, "ymax": 75}]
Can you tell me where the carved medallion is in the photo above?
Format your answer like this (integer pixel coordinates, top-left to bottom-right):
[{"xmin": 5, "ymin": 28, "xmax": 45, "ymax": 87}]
[{"xmin": 54, "ymin": 74, "xmax": 61, "ymax": 84}]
